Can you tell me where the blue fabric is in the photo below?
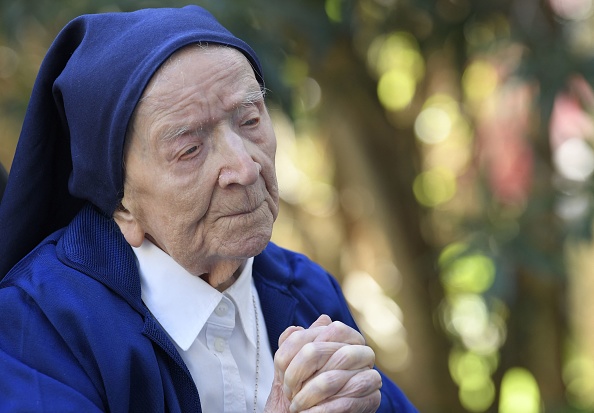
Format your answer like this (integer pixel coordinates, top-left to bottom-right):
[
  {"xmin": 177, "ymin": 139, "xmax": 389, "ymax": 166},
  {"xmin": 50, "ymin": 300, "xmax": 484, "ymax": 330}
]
[
  {"xmin": 0, "ymin": 205, "xmax": 418, "ymax": 412},
  {"xmin": 0, "ymin": 162, "xmax": 7, "ymax": 202},
  {"xmin": 0, "ymin": 6, "xmax": 263, "ymax": 279}
]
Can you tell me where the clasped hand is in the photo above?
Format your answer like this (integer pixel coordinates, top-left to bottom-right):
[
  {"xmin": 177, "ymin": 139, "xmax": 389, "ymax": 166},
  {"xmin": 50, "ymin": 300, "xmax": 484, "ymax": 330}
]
[{"xmin": 264, "ymin": 315, "xmax": 382, "ymax": 413}]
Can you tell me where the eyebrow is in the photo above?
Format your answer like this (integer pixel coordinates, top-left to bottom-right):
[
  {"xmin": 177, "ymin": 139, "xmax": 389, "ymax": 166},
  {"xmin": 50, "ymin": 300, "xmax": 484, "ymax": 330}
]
[
  {"xmin": 159, "ymin": 124, "xmax": 194, "ymax": 143},
  {"xmin": 241, "ymin": 87, "xmax": 266, "ymax": 106},
  {"xmin": 157, "ymin": 87, "xmax": 266, "ymax": 144}
]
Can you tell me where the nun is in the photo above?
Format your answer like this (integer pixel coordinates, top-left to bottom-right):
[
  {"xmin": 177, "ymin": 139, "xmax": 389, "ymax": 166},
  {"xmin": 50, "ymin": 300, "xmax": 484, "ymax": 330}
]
[{"xmin": 0, "ymin": 6, "xmax": 417, "ymax": 413}]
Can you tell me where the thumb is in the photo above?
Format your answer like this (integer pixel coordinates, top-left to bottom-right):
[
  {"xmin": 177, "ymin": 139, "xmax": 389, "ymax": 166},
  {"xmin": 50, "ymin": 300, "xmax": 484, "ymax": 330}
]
[{"xmin": 264, "ymin": 368, "xmax": 291, "ymax": 413}]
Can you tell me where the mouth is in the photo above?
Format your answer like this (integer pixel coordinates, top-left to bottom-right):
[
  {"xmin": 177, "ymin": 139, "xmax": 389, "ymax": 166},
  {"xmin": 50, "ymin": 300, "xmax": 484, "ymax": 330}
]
[{"xmin": 220, "ymin": 199, "xmax": 266, "ymax": 219}]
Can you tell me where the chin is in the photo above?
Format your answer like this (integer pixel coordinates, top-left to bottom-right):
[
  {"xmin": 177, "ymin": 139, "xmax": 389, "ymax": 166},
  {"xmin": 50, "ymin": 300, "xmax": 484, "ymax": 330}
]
[
  {"xmin": 224, "ymin": 230, "xmax": 272, "ymax": 260},
  {"xmin": 237, "ymin": 234, "xmax": 271, "ymax": 257}
]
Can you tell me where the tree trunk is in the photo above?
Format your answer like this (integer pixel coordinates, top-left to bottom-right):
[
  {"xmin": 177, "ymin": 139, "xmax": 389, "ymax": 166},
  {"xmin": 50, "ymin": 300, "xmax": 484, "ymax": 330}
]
[{"xmin": 314, "ymin": 36, "xmax": 462, "ymax": 412}]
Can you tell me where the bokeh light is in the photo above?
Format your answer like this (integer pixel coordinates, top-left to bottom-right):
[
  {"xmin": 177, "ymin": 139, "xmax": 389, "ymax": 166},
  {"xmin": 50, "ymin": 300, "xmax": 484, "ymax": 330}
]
[
  {"xmin": 499, "ymin": 368, "xmax": 542, "ymax": 413},
  {"xmin": 462, "ymin": 59, "xmax": 498, "ymax": 104},
  {"xmin": 413, "ymin": 167, "xmax": 457, "ymax": 207},
  {"xmin": 550, "ymin": 0, "xmax": 593, "ymax": 21},
  {"xmin": 415, "ymin": 106, "xmax": 452, "ymax": 144},
  {"xmin": 449, "ymin": 350, "xmax": 497, "ymax": 412},
  {"xmin": 439, "ymin": 243, "xmax": 496, "ymax": 294},
  {"xmin": 368, "ymin": 31, "xmax": 424, "ymax": 111},
  {"xmin": 553, "ymin": 137, "xmax": 594, "ymax": 182},
  {"xmin": 377, "ymin": 70, "xmax": 416, "ymax": 111},
  {"xmin": 343, "ymin": 270, "xmax": 410, "ymax": 371},
  {"xmin": 325, "ymin": 0, "xmax": 343, "ymax": 23},
  {"xmin": 564, "ymin": 350, "xmax": 594, "ymax": 409},
  {"xmin": 367, "ymin": 32, "xmax": 424, "ymax": 80}
]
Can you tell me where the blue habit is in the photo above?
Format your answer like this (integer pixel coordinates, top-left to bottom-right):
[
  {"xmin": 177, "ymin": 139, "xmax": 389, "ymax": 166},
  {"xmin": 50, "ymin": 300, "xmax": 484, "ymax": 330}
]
[{"xmin": 0, "ymin": 205, "xmax": 418, "ymax": 412}]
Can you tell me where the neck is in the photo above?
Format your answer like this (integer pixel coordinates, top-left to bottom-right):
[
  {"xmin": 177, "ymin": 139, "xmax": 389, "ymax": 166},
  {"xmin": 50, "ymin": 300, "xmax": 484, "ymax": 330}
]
[{"xmin": 200, "ymin": 259, "xmax": 246, "ymax": 292}]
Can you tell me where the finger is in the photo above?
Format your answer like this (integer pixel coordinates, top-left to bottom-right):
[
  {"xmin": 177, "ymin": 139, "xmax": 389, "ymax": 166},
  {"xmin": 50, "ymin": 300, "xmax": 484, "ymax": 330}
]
[
  {"xmin": 277, "ymin": 314, "xmax": 331, "ymax": 351},
  {"xmin": 278, "ymin": 326, "xmax": 305, "ymax": 348},
  {"xmin": 313, "ymin": 321, "xmax": 366, "ymax": 346},
  {"xmin": 284, "ymin": 343, "xmax": 374, "ymax": 400},
  {"xmin": 309, "ymin": 314, "xmax": 332, "ymax": 328},
  {"xmin": 316, "ymin": 344, "xmax": 375, "ymax": 374},
  {"xmin": 300, "ymin": 390, "xmax": 382, "ymax": 413},
  {"xmin": 276, "ymin": 326, "xmax": 306, "ymax": 396},
  {"xmin": 283, "ymin": 341, "xmax": 346, "ymax": 398},
  {"xmin": 292, "ymin": 369, "xmax": 382, "ymax": 413},
  {"xmin": 326, "ymin": 368, "xmax": 382, "ymax": 400},
  {"xmin": 274, "ymin": 318, "xmax": 365, "ymax": 389},
  {"xmin": 274, "ymin": 324, "xmax": 336, "ymax": 375},
  {"xmin": 289, "ymin": 369, "xmax": 364, "ymax": 412}
]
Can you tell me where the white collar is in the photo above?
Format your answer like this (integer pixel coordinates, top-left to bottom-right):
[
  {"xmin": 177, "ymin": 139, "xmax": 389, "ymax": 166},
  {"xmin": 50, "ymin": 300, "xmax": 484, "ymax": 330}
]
[{"xmin": 132, "ymin": 239, "xmax": 256, "ymax": 351}]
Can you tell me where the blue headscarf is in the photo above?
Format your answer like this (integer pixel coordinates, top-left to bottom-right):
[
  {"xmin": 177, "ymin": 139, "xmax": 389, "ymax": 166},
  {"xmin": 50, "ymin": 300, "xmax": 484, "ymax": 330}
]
[{"xmin": 0, "ymin": 6, "xmax": 264, "ymax": 279}]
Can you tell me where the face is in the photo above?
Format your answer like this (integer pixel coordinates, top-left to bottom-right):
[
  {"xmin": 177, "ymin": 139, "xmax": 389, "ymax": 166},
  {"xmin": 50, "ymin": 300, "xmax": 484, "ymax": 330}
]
[{"xmin": 114, "ymin": 46, "xmax": 279, "ymax": 286}]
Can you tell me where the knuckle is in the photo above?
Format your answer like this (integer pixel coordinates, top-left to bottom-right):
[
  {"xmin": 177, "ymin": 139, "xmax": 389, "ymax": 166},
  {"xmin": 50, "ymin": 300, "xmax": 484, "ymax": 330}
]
[
  {"xmin": 345, "ymin": 391, "xmax": 382, "ymax": 413},
  {"xmin": 370, "ymin": 369, "xmax": 383, "ymax": 389},
  {"xmin": 342, "ymin": 369, "xmax": 382, "ymax": 397},
  {"xmin": 320, "ymin": 370, "xmax": 347, "ymax": 392},
  {"xmin": 368, "ymin": 390, "xmax": 382, "ymax": 411},
  {"xmin": 301, "ymin": 341, "xmax": 318, "ymax": 359},
  {"xmin": 306, "ymin": 370, "xmax": 349, "ymax": 397},
  {"xmin": 273, "ymin": 350, "xmax": 291, "ymax": 371},
  {"xmin": 330, "ymin": 344, "xmax": 375, "ymax": 370},
  {"xmin": 358, "ymin": 369, "xmax": 382, "ymax": 390},
  {"xmin": 362, "ymin": 345, "xmax": 376, "ymax": 367},
  {"xmin": 330, "ymin": 345, "xmax": 351, "ymax": 366},
  {"xmin": 330, "ymin": 321, "xmax": 351, "ymax": 337},
  {"xmin": 283, "ymin": 326, "xmax": 306, "ymax": 345}
]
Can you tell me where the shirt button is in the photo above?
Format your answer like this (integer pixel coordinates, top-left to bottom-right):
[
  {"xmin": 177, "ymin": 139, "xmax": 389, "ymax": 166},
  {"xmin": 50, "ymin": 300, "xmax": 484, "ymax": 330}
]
[
  {"xmin": 214, "ymin": 337, "xmax": 225, "ymax": 353},
  {"xmin": 215, "ymin": 303, "xmax": 228, "ymax": 316}
]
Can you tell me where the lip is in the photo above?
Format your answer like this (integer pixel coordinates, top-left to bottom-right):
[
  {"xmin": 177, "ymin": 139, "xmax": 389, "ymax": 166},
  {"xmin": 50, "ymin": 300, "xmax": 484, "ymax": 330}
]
[{"xmin": 220, "ymin": 200, "xmax": 265, "ymax": 218}]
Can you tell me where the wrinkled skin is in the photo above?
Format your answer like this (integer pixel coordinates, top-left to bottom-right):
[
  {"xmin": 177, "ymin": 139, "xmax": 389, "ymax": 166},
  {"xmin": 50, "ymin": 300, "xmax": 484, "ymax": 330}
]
[
  {"xmin": 265, "ymin": 315, "xmax": 382, "ymax": 413},
  {"xmin": 114, "ymin": 46, "xmax": 279, "ymax": 290},
  {"xmin": 114, "ymin": 45, "xmax": 381, "ymax": 412}
]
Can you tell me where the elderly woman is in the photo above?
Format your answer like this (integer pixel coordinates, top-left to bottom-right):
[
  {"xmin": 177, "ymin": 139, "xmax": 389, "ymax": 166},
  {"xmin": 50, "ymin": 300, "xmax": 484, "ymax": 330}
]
[{"xmin": 0, "ymin": 6, "xmax": 417, "ymax": 413}]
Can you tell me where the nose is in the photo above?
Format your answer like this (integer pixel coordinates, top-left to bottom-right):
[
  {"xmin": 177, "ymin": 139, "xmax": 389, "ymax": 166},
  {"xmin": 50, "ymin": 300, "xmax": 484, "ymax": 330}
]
[{"xmin": 217, "ymin": 130, "xmax": 261, "ymax": 188}]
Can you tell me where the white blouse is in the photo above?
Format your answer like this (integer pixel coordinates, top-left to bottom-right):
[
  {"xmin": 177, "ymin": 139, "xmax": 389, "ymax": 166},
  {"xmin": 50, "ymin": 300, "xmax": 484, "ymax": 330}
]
[{"xmin": 132, "ymin": 239, "xmax": 274, "ymax": 412}]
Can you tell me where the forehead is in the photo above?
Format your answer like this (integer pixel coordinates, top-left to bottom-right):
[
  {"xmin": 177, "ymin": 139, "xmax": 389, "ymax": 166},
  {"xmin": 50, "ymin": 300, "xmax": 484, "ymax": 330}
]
[
  {"xmin": 128, "ymin": 45, "xmax": 262, "ymax": 142},
  {"xmin": 143, "ymin": 45, "xmax": 258, "ymax": 102}
]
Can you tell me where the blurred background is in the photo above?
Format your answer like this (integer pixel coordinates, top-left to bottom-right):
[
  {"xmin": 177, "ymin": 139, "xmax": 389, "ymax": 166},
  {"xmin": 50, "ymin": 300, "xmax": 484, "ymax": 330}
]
[{"xmin": 2, "ymin": 0, "xmax": 594, "ymax": 411}]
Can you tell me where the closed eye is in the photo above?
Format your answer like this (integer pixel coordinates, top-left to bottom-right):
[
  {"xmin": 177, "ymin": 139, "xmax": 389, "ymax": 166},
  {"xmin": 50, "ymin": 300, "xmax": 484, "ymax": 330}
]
[
  {"xmin": 185, "ymin": 146, "xmax": 198, "ymax": 155},
  {"xmin": 242, "ymin": 117, "xmax": 260, "ymax": 127},
  {"xmin": 179, "ymin": 145, "xmax": 199, "ymax": 160}
]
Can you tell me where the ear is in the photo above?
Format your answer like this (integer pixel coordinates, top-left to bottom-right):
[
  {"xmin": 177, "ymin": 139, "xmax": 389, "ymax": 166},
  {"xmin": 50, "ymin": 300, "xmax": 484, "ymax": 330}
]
[{"xmin": 113, "ymin": 203, "xmax": 145, "ymax": 248}]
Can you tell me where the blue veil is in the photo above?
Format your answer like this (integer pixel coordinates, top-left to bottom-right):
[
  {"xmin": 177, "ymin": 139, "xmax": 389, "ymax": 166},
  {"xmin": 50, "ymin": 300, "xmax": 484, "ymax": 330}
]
[{"xmin": 0, "ymin": 6, "xmax": 264, "ymax": 278}]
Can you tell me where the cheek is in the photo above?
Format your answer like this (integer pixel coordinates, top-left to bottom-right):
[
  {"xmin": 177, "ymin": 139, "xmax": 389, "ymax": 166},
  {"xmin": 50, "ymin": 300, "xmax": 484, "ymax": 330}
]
[
  {"xmin": 163, "ymin": 172, "xmax": 216, "ymax": 215},
  {"xmin": 259, "ymin": 136, "xmax": 277, "ymax": 172},
  {"xmin": 124, "ymin": 174, "xmax": 180, "ymax": 224}
]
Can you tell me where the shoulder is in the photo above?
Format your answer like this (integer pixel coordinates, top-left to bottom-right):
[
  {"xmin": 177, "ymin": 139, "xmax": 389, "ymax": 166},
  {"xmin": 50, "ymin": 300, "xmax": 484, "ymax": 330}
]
[
  {"xmin": 0, "ymin": 252, "xmax": 109, "ymax": 410},
  {"xmin": 256, "ymin": 242, "xmax": 344, "ymax": 298},
  {"xmin": 0, "ymin": 227, "xmax": 162, "ymax": 412},
  {"xmin": 0, "ymin": 218, "xmax": 147, "ymax": 369},
  {"xmin": 1, "ymin": 229, "xmax": 73, "ymax": 297},
  {"xmin": 0, "ymin": 228, "xmax": 145, "ymax": 345},
  {"xmin": 1, "ymin": 227, "xmax": 131, "ymax": 315},
  {"xmin": 254, "ymin": 242, "xmax": 355, "ymax": 328}
]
